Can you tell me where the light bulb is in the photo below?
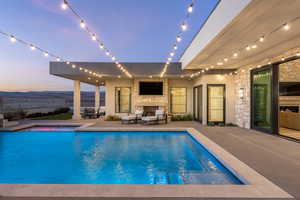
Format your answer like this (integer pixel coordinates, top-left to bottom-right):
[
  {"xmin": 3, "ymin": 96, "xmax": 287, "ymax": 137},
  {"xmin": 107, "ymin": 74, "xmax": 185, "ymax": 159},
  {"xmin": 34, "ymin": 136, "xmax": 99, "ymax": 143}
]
[
  {"xmin": 217, "ymin": 62, "xmax": 223, "ymax": 66},
  {"xmin": 80, "ymin": 20, "xmax": 86, "ymax": 28},
  {"xmin": 283, "ymin": 23, "xmax": 290, "ymax": 30},
  {"xmin": 252, "ymin": 45, "xmax": 257, "ymax": 49},
  {"xmin": 259, "ymin": 36, "xmax": 264, "ymax": 42},
  {"xmin": 56, "ymin": 58, "xmax": 61, "ymax": 61},
  {"xmin": 99, "ymin": 44, "xmax": 104, "ymax": 49},
  {"xmin": 297, "ymin": 53, "xmax": 300, "ymax": 57},
  {"xmin": 173, "ymin": 45, "xmax": 177, "ymax": 50},
  {"xmin": 106, "ymin": 51, "xmax": 110, "ymax": 56},
  {"xmin": 10, "ymin": 36, "xmax": 16, "ymax": 43},
  {"xmin": 170, "ymin": 52, "xmax": 175, "ymax": 57},
  {"xmin": 233, "ymin": 53, "xmax": 238, "ymax": 58},
  {"xmin": 30, "ymin": 45, "xmax": 36, "ymax": 50},
  {"xmin": 176, "ymin": 36, "xmax": 182, "ymax": 42},
  {"xmin": 92, "ymin": 34, "xmax": 96, "ymax": 40},
  {"xmin": 112, "ymin": 56, "xmax": 116, "ymax": 61},
  {"xmin": 181, "ymin": 23, "xmax": 187, "ymax": 31},
  {"xmin": 224, "ymin": 58, "xmax": 228, "ymax": 62},
  {"xmin": 246, "ymin": 46, "xmax": 251, "ymax": 51},
  {"xmin": 66, "ymin": 61, "xmax": 70, "ymax": 65},
  {"xmin": 188, "ymin": 3, "xmax": 194, "ymax": 13},
  {"xmin": 168, "ymin": 57, "xmax": 172, "ymax": 61},
  {"xmin": 61, "ymin": 0, "xmax": 68, "ymax": 10},
  {"xmin": 44, "ymin": 52, "xmax": 49, "ymax": 57}
]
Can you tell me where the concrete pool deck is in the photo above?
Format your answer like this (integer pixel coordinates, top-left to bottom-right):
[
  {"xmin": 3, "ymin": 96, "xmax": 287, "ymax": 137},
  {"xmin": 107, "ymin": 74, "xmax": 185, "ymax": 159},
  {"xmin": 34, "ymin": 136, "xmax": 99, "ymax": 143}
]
[{"xmin": 0, "ymin": 120, "xmax": 299, "ymax": 199}]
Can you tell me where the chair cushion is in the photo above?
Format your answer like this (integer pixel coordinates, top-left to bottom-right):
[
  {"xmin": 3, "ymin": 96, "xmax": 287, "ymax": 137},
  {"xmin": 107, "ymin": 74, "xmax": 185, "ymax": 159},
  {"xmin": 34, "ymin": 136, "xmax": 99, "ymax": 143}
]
[
  {"xmin": 142, "ymin": 116, "xmax": 157, "ymax": 121},
  {"xmin": 121, "ymin": 115, "xmax": 136, "ymax": 120}
]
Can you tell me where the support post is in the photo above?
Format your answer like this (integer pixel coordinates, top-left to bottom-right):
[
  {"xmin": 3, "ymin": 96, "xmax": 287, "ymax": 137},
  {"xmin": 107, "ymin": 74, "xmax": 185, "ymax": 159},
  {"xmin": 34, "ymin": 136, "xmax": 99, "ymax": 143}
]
[
  {"xmin": 72, "ymin": 80, "xmax": 81, "ymax": 120},
  {"xmin": 95, "ymin": 85, "xmax": 100, "ymax": 113}
]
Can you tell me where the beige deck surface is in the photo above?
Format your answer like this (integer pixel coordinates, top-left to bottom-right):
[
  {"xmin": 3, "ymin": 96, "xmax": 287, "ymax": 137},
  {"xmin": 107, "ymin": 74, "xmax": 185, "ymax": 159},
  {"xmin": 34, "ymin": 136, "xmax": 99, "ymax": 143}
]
[{"xmin": 1, "ymin": 119, "xmax": 300, "ymax": 199}]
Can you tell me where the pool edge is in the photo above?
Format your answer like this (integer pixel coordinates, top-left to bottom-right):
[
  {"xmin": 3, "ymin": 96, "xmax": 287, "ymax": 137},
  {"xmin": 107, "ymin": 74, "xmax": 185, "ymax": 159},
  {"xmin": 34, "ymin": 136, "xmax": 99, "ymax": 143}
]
[{"xmin": 0, "ymin": 127, "xmax": 293, "ymax": 199}]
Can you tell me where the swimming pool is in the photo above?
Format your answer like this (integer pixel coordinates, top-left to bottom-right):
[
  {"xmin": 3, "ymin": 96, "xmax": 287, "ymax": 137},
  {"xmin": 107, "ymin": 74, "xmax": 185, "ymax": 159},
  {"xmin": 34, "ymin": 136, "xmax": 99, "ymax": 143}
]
[{"xmin": 0, "ymin": 131, "xmax": 243, "ymax": 184}]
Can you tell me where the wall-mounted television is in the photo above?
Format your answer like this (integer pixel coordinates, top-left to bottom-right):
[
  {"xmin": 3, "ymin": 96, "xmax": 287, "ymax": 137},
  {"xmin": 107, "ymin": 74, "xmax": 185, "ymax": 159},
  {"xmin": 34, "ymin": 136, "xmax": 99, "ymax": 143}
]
[
  {"xmin": 279, "ymin": 82, "xmax": 300, "ymax": 96},
  {"xmin": 139, "ymin": 82, "xmax": 163, "ymax": 95}
]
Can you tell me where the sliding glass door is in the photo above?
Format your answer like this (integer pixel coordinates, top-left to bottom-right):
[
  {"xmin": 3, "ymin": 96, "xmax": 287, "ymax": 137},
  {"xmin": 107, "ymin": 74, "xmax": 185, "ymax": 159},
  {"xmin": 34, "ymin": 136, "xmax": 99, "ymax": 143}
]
[
  {"xmin": 251, "ymin": 66, "xmax": 278, "ymax": 134},
  {"xmin": 207, "ymin": 85, "xmax": 225, "ymax": 124}
]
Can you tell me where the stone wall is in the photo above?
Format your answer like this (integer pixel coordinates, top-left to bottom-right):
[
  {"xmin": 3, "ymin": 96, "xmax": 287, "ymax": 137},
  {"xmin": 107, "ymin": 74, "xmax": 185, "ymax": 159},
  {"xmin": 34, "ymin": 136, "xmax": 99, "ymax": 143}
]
[
  {"xmin": 234, "ymin": 47, "xmax": 300, "ymax": 129},
  {"xmin": 279, "ymin": 58, "xmax": 300, "ymax": 82},
  {"xmin": 133, "ymin": 78, "xmax": 169, "ymax": 112}
]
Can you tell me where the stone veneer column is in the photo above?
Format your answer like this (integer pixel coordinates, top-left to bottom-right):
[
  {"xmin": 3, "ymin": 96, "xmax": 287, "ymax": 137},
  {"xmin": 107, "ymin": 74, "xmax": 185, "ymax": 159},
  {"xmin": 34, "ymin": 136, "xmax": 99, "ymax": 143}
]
[
  {"xmin": 95, "ymin": 85, "xmax": 100, "ymax": 112},
  {"xmin": 72, "ymin": 80, "xmax": 81, "ymax": 120}
]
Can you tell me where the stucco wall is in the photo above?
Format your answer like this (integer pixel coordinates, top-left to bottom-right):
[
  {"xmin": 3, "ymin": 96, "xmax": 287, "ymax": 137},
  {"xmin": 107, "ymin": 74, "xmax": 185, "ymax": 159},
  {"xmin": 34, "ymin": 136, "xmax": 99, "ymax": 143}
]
[{"xmin": 193, "ymin": 74, "xmax": 236, "ymax": 125}]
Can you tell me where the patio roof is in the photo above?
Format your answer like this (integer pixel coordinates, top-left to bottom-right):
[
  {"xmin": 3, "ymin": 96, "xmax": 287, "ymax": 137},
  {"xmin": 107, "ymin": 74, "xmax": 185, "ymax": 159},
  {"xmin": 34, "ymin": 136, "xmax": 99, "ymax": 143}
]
[
  {"xmin": 50, "ymin": 61, "xmax": 235, "ymax": 86},
  {"xmin": 180, "ymin": 0, "xmax": 300, "ymax": 70},
  {"xmin": 50, "ymin": 62, "xmax": 190, "ymax": 86}
]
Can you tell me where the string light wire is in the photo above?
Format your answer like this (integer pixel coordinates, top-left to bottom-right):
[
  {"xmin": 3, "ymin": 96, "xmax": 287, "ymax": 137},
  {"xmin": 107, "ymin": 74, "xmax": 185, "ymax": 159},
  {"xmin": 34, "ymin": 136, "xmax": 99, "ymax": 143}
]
[
  {"xmin": 60, "ymin": 0, "xmax": 132, "ymax": 78},
  {"xmin": 0, "ymin": 30, "xmax": 103, "ymax": 83}
]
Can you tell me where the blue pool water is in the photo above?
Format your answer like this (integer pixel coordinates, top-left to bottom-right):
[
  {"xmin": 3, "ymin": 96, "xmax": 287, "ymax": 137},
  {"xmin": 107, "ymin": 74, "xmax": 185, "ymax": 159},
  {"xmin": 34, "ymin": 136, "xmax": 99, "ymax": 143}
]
[{"xmin": 0, "ymin": 131, "xmax": 243, "ymax": 184}]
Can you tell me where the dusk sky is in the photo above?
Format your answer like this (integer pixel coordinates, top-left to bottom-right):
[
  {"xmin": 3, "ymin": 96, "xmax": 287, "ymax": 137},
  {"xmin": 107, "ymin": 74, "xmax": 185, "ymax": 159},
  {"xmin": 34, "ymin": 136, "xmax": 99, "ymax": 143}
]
[{"xmin": 0, "ymin": 0, "xmax": 218, "ymax": 91}]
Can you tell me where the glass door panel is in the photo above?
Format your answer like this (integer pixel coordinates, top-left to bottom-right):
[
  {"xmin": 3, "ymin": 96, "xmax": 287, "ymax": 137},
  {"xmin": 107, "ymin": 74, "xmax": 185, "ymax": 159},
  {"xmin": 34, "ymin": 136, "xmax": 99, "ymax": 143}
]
[
  {"xmin": 207, "ymin": 85, "xmax": 225, "ymax": 124},
  {"xmin": 252, "ymin": 69, "xmax": 272, "ymax": 131}
]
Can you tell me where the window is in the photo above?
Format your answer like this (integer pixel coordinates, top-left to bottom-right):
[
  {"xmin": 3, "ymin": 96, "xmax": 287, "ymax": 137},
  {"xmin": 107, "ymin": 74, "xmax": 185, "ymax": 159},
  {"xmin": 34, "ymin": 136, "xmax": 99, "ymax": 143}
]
[
  {"xmin": 207, "ymin": 85, "xmax": 225, "ymax": 123},
  {"xmin": 115, "ymin": 87, "xmax": 131, "ymax": 113},
  {"xmin": 170, "ymin": 88, "xmax": 187, "ymax": 113}
]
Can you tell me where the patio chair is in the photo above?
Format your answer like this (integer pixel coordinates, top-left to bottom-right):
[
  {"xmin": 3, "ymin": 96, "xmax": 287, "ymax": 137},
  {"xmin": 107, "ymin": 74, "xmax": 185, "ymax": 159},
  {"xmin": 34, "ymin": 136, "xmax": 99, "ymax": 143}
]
[
  {"xmin": 121, "ymin": 110, "xmax": 144, "ymax": 124},
  {"xmin": 141, "ymin": 109, "xmax": 166, "ymax": 125},
  {"xmin": 83, "ymin": 108, "xmax": 97, "ymax": 119}
]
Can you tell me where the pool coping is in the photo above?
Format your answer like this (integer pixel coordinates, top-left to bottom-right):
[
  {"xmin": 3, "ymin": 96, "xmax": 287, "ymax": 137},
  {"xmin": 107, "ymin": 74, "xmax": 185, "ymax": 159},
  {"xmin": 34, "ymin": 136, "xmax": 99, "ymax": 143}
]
[{"xmin": 0, "ymin": 126, "xmax": 293, "ymax": 199}]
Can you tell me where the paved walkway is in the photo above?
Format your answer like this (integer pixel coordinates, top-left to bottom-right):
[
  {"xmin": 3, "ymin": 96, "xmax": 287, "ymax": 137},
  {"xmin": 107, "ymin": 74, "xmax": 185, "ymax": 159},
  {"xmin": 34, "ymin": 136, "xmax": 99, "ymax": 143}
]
[
  {"xmin": 2, "ymin": 120, "xmax": 300, "ymax": 199},
  {"xmin": 87, "ymin": 120, "xmax": 300, "ymax": 199}
]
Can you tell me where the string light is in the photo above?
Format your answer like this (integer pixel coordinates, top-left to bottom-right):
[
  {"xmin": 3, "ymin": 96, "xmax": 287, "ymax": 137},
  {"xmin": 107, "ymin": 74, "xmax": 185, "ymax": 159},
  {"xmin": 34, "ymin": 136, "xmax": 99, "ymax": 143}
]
[
  {"xmin": 60, "ymin": 0, "xmax": 132, "ymax": 78},
  {"xmin": 297, "ymin": 53, "xmax": 300, "ymax": 56},
  {"xmin": 259, "ymin": 36, "xmax": 265, "ymax": 42},
  {"xmin": 10, "ymin": 35, "xmax": 16, "ymax": 43},
  {"xmin": 0, "ymin": 30, "xmax": 104, "ymax": 80},
  {"xmin": 44, "ymin": 52, "xmax": 49, "ymax": 57},
  {"xmin": 251, "ymin": 44, "xmax": 257, "ymax": 49},
  {"xmin": 246, "ymin": 46, "xmax": 251, "ymax": 51},
  {"xmin": 224, "ymin": 58, "xmax": 228, "ymax": 62},
  {"xmin": 181, "ymin": 23, "xmax": 187, "ymax": 31},
  {"xmin": 160, "ymin": 0, "xmax": 195, "ymax": 77},
  {"xmin": 188, "ymin": 3, "xmax": 194, "ymax": 13},
  {"xmin": 283, "ymin": 23, "xmax": 290, "ymax": 30},
  {"xmin": 61, "ymin": 0, "xmax": 68, "ymax": 10},
  {"xmin": 91, "ymin": 34, "xmax": 97, "ymax": 40},
  {"xmin": 233, "ymin": 53, "xmax": 238, "ymax": 58},
  {"xmin": 80, "ymin": 20, "xmax": 86, "ymax": 28},
  {"xmin": 30, "ymin": 44, "xmax": 36, "ymax": 50}
]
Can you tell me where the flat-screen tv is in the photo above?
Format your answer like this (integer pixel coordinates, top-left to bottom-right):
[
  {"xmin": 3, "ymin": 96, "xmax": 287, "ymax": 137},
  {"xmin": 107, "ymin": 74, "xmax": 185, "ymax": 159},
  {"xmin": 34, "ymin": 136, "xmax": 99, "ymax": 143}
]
[
  {"xmin": 139, "ymin": 82, "xmax": 163, "ymax": 95},
  {"xmin": 279, "ymin": 82, "xmax": 300, "ymax": 96}
]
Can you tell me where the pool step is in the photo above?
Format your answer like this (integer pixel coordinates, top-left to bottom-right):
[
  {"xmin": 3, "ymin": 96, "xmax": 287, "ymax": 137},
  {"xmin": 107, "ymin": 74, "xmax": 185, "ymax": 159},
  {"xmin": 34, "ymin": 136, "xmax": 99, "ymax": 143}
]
[{"xmin": 154, "ymin": 171, "xmax": 234, "ymax": 184}]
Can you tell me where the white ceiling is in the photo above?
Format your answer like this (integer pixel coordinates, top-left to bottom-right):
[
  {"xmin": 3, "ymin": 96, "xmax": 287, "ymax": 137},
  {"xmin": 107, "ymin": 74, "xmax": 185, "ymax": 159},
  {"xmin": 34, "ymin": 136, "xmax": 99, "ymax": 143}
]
[{"xmin": 183, "ymin": 0, "xmax": 300, "ymax": 70}]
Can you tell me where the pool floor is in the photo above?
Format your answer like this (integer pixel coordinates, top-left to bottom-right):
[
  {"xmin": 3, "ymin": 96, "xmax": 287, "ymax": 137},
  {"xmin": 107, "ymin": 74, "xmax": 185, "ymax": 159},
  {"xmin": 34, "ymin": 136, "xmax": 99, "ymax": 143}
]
[{"xmin": 0, "ymin": 131, "xmax": 243, "ymax": 184}]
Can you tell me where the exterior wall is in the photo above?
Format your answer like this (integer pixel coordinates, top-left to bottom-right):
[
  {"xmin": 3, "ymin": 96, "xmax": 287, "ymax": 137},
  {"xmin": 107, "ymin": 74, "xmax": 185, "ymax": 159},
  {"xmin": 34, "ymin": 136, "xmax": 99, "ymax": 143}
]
[
  {"xmin": 105, "ymin": 78, "xmax": 193, "ymax": 116},
  {"xmin": 234, "ymin": 46, "xmax": 300, "ymax": 129},
  {"xmin": 193, "ymin": 75, "xmax": 236, "ymax": 125}
]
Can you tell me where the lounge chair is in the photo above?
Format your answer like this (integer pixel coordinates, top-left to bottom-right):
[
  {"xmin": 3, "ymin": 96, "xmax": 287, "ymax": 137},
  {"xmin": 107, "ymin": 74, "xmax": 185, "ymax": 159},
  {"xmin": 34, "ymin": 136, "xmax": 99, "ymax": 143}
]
[
  {"xmin": 142, "ymin": 110, "xmax": 166, "ymax": 125},
  {"xmin": 121, "ymin": 110, "xmax": 144, "ymax": 124}
]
